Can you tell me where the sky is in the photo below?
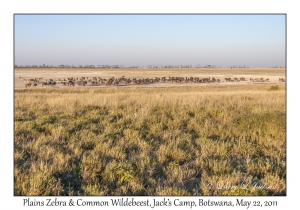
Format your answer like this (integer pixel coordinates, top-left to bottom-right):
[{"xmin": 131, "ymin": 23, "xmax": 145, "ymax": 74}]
[{"xmin": 14, "ymin": 14, "xmax": 286, "ymax": 67}]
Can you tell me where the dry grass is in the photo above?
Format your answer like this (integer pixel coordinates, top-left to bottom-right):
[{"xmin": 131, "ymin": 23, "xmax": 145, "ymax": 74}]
[{"xmin": 14, "ymin": 83, "xmax": 286, "ymax": 196}]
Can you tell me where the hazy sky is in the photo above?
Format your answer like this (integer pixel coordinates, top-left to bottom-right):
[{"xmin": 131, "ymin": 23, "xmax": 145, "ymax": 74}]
[{"xmin": 14, "ymin": 14, "xmax": 286, "ymax": 67}]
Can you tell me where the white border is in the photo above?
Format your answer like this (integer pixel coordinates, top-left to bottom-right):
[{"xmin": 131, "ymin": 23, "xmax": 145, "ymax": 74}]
[{"xmin": 2, "ymin": 0, "xmax": 298, "ymax": 209}]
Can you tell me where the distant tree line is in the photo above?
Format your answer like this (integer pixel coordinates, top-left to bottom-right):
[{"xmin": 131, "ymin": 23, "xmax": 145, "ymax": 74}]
[{"xmin": 14, "ymin": 64, "xmax": 254, "ymax": 69}]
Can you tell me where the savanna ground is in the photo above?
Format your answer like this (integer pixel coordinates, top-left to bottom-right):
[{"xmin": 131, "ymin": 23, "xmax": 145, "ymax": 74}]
[{"xmin": 14, "ymin": 68, "xmax": 286, "ymax": 196}]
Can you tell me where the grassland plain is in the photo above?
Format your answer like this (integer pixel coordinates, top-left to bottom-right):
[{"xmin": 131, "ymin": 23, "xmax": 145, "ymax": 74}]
[{"xmin": 14, "ymin": 83, "xmax": 286, "ymax": 196}]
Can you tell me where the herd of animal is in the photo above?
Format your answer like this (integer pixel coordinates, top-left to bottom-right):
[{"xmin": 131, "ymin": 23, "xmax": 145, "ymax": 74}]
[{"xmin": 18, "ymin": 76, "xmax": 285, "ymax": 87}]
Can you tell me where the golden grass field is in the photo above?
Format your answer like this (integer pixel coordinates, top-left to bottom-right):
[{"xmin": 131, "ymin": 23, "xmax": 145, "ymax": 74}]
[{"xmin": 14, "ymin": 68, "xmax": 286, "ymax": 196}]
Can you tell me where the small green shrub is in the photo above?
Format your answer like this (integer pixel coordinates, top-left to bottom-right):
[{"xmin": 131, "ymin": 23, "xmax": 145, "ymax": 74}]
[{"xmin": 268, "ymin": 85, "xmax": 279, "ymax": 91}]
